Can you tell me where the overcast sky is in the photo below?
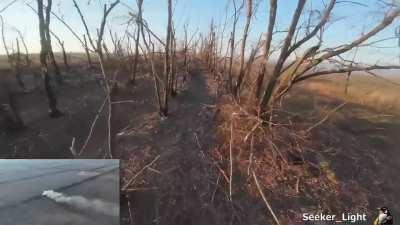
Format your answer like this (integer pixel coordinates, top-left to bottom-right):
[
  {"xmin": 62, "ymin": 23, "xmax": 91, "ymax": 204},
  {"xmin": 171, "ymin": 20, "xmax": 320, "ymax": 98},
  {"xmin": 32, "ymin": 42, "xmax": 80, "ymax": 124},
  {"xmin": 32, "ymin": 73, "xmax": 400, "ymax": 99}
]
[{"xmin": 0, "ymin": 0, "xmax": 399, "ymax": 65}]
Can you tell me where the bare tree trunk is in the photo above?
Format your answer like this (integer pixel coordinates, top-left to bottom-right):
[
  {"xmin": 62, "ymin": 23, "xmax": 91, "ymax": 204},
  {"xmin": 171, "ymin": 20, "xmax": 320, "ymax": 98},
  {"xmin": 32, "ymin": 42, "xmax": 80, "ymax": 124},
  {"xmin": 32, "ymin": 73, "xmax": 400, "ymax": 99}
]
[
  {"xmin": 48, "ymin": 48, "xmax": 62, "ymax": 84},
  {"xmin": 44, "ymin": 16, "xmax": 63, "ymax": 85},
  {"xmin": 255, "ymin": 0, "xmax": 277, "ymax": 99},
  {"xmin": 183, "ymin": 24, "xmax": 188, "ymax": 83},
  {"xmin": 14, "ymin": 28, "xmax": 31, "ymax": 67},
  {"xmin": 37, "ymin": 0, "xmax": 62, "ymax": 118},
  {"xmin": 170, "ymin": 27, "xmax": 177, "ymax": 96},
  {"xmin": 83, "ymin": 34, "xmax": 92, "ymax": 68},
  {"xmin": 233, "ymin": 0, "xmax": 252, "ymax": 97},
  {"xmin": 162, "ymin": 0, "xmax": 172, "ymax": 116},
  {"xmin": 138, "ymin": 14, "xmax": 163, "ymax": 115},
  {"xmin": 15, "ymin": 38, "xmax": 26, "ymax": 90},
  {"xmin": 259, "ymin": 0, "xmax": 306, "ymax": 118},
  {"xmin": 227, "ymin": 0, "xmax": 242, "ymax": 92},
  {"xmin": 210, "ymin": 28, "xmax": 216, "ymax": 78},
  {"xmin": 129, "ymin": 0, "xmax": 143, "ymax": 85}
]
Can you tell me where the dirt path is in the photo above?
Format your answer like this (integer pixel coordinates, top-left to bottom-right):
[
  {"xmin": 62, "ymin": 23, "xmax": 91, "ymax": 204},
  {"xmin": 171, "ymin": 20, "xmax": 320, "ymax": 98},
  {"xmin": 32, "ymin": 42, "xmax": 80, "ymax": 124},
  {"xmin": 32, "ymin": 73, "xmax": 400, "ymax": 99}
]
[{"xmin": 116, "ymin": 62, "xmax": 230, "ymax": 225}]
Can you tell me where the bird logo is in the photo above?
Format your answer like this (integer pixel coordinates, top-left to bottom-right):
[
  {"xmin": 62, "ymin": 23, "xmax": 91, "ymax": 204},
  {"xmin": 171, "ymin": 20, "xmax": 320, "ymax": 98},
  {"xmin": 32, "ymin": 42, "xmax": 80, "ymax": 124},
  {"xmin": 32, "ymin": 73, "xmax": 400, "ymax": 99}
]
[{"xmin": 374, "ymin": 207, "xmax": 393, "ymax": 225}]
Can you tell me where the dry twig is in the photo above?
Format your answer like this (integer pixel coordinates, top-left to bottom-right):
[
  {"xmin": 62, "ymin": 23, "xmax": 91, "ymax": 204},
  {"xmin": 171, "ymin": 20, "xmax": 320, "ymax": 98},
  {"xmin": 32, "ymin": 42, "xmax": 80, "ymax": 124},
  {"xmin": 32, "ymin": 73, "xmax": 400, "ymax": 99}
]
[
  {"xmin": 252, "ymin": 171, "xmax": 281, "ymax": 225},
  {"xmin": 306, "ymin": 101, "xmax": 347, "ymax": 132},
  {"xmin": 122, "ymin": 155, "xmax": 161, "ymax": 190}
]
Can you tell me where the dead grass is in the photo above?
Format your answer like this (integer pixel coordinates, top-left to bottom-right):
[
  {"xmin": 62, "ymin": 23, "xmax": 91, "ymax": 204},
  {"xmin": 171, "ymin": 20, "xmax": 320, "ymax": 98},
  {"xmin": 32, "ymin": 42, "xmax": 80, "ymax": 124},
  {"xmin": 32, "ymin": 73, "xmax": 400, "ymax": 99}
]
[
  {"xmin": 213, "ymin": 94, "xmax": 344, "ymax": 224},
  {"xmin": 303, "ymin": 72, "xmax": 400, "ymax": 115}
]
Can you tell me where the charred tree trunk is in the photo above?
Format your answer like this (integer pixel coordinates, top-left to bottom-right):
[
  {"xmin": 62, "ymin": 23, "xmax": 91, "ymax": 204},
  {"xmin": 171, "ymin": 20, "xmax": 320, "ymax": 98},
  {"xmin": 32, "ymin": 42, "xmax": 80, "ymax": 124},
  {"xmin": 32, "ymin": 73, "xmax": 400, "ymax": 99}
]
[
  {"xmin": 129, "ymin": 0, "xmax": 143, "ymax": 85},
  {"xmin": 8, "ymin": 91, "xmax": 24, "ymax": 128},
  {"xmin": 48, "ymin": 47, "xmax": 62, "ymax": 84},
  {"xmin": 15, "ymin": 39, "xmax": 26, "ymax": 91},
  {"xmin": 170, "ymin": 27, "xmax": 177, "ymax": 96},
  {"xmin": 0, "ymin": 82, "xmax": 25, "ymax": 130},
  {"xmin": 37, "ymin": 0, "xmax": 62, "ymax": 118},
  {"xmin": 45, "ymin": 19, "xmax": 63, "ymax": 85},
  {"xmin": 161, "ymin": 0, "xmax": 172, "ymax": 116}
]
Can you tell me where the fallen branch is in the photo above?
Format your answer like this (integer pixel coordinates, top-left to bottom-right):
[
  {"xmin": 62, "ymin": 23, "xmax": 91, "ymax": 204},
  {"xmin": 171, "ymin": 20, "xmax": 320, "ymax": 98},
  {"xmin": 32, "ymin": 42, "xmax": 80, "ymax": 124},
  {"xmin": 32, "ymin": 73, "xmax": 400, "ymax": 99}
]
[
  {"xmin": 79, "ymin": 96, "xmax": 108, "ymax": 156},
  {"xmin": 111, "ymin": 100, "xmax": 139, "ymax": 104},
  {"xmin": 122, "ymin": 155, "xmax": 161, "ymax": 190},
  {"xmin": 124, "ymin": 187, "xmax": 159, "ymax": 192},
  {"xmin": 306, "ymin": 101, "xmax": 347, "ymax": 132}
]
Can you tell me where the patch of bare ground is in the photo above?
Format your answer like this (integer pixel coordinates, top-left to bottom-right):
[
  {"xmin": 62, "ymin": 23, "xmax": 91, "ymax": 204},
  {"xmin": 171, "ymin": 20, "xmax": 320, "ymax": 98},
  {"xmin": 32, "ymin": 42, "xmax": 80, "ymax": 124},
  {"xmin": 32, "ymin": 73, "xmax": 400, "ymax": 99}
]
[{"xmin": 0, "ymin": 66, "xmax": 107, "ymax": 158}]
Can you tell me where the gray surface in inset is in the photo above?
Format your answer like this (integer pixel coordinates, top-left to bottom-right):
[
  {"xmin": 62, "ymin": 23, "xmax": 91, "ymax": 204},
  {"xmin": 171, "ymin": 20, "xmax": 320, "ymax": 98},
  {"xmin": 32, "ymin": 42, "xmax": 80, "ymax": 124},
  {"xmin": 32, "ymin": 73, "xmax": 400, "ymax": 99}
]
[{"xmin": 0, "ymin": 159, "xmax": 119, "ymax": 225}]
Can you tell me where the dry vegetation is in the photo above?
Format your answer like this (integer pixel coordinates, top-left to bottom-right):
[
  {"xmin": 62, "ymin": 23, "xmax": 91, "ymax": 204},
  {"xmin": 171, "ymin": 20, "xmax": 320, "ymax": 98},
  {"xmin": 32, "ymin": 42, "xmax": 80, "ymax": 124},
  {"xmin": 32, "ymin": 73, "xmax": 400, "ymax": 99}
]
[{"xmin": 1, "ymin": 0, "xmax": 400, "ymax": 224}]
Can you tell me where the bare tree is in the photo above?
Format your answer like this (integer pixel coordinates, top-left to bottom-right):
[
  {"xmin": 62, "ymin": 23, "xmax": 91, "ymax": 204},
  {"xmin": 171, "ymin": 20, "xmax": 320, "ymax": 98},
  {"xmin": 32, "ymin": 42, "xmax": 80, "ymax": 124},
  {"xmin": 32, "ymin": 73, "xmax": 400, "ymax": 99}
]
[
  {"xmin": 0, "ymin": 16, "xmax": 26, "ymax": 91},
  {"xmin": 36, "ymin": 0, "xmax": 62, "ymax": 117},
  {"xmin": 233, "ymin": 0, "xmax": 253, "ymax": 96},
  {"xmin": 129, "ymin": 0, "xmax": 143, "ymax": 85},
  {"xmin": 0, "ymin": 17, "xmax": 25, "ymax": 128},
  {"xmin": 257, "ymin": 0, "xmax": 400, "ymax": 119},
  {"xmin": 161, "ymin": 0, "xmax": 173, "ymax": 116},
  {"xmin": 72, "ymin": 0, "xmax": 120, "ymax": 158},
  {"xmin": 227, "ymin": 0, "xmax": 244, "ymax": 91},
  {"xmin": 13, "ymin": 28, "xmax": 31, "ymax": 67},
  {"xmin": 254, "ymin": 0, "xmax": 277, "ymax": 98},
  {"xmin": 169, "ymin": 24, "xmax": 178, "ymax": 96},
  {"xmin": 50, "ymin": 30, "xmax": 69, "ymax": 70},
  {"xmin": 14, "ymin": 38, "xmax": 25, "ymax": 90}
]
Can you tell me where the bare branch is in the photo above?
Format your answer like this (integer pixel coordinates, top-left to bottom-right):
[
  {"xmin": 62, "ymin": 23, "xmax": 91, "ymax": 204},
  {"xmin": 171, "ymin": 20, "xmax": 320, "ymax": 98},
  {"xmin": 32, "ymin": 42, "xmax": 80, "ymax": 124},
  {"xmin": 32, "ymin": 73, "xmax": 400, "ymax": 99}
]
[
  {"xmin": 287, "ymin": 0, "xmax": 336, "ymax": 56},
  {"xmin": 294, "ymin": 64, "xmax": 400, "ymax": 83}
]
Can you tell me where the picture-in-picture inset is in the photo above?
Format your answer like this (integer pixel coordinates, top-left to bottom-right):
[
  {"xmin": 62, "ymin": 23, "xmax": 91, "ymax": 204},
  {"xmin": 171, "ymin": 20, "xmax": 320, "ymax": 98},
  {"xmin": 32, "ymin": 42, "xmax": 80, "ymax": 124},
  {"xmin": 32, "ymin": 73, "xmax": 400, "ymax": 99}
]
[{"xmin": 0, "ymin": 159, "xmax": 119, "ymax": 225}]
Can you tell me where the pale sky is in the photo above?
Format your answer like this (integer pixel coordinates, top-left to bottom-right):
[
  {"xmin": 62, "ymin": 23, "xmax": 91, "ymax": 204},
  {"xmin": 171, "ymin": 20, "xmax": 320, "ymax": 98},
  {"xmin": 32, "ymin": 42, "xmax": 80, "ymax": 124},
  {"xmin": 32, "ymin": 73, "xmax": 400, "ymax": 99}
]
[{"xmin": 0, "ymin": 0, "xmax": 399, "ymax": 65}]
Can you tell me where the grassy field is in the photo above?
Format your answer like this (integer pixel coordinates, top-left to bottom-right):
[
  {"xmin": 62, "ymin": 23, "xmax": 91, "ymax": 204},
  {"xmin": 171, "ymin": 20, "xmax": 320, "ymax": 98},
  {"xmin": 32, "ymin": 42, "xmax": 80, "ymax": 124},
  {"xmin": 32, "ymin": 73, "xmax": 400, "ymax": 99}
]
[{"xmin": 302, "ymin": 72, "xmax": 400, "ymax": 115}]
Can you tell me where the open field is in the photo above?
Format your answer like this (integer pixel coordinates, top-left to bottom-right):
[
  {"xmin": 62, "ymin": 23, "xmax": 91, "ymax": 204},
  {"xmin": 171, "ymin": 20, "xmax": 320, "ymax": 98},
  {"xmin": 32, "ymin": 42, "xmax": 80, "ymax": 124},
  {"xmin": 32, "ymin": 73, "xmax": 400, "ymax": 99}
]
[{"xmin": 303, "ymin": 72, "xmax": 400, "ymax": 115}]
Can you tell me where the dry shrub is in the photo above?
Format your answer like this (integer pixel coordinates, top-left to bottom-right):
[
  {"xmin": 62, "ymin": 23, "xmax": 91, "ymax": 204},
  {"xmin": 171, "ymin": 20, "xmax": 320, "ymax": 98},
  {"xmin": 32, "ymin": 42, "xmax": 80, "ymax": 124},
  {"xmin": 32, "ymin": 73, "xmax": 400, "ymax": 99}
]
[{"xmin": 213, "ymin": 94, "xmax": 346, "ymax": 222}]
